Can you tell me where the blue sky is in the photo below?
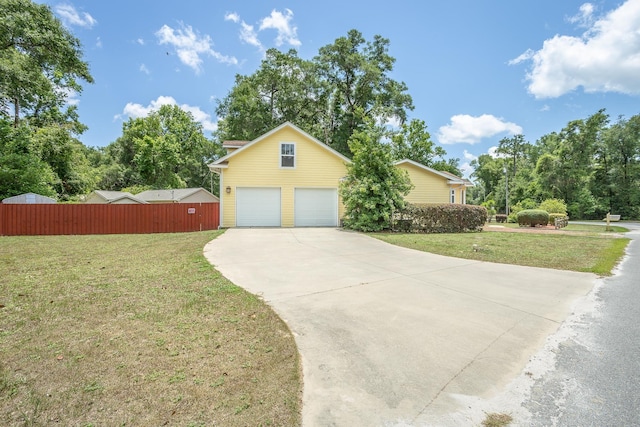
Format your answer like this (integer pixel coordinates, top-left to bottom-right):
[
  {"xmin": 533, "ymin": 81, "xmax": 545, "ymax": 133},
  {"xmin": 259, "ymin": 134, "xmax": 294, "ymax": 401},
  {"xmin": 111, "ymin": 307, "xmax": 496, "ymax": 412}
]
[{"xmin": 40, "ymin": 0, "xmax": 640, "ymax": 177}]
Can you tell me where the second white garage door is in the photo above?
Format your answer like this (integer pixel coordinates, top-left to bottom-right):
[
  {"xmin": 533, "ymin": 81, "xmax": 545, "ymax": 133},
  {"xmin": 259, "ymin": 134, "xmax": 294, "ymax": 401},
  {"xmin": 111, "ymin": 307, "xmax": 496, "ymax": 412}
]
[
  {"xmin": 236, "ymin": 187, "xmax": 281, "ymax": 227},
  {"xmin": 294, "ymin": 188, "xmax": 338, "ymax": 227}
]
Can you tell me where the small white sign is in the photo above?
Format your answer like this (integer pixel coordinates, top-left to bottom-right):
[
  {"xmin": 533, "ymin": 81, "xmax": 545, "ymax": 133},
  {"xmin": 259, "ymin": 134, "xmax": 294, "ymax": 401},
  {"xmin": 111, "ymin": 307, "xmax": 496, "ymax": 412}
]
[{"xmin": 187, "ymin": 208, "xmax": 196, "ymax": 214}]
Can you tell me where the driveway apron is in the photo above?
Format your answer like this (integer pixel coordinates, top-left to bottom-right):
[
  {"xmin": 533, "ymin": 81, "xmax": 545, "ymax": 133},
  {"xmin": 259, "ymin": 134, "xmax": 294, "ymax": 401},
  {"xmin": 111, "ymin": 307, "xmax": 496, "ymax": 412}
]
[{"xmin": 203, "ymin": 228, "xmax": 596, "ymax": 426}]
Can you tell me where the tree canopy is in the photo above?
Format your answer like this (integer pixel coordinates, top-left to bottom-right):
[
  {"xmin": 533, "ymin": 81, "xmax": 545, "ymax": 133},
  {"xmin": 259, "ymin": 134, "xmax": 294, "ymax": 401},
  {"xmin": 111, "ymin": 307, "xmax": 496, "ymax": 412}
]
[
  {"xmin": 216, "ymin": 29, "xmax": 416, "ymax": 158},
  {"xmin": 340, "ymin": 116, "xmax": 413, "ymax": 231},
  {"xmin": 100, "ymin": 105, "xmax": 222, "ymax": 191},
  {"xmin": 469, "ymin": 110, "xmax": 640, "ymax": 220},
  {"xmin": 0, "ymin": 0, "xmax": 93, "ymax": 126}
]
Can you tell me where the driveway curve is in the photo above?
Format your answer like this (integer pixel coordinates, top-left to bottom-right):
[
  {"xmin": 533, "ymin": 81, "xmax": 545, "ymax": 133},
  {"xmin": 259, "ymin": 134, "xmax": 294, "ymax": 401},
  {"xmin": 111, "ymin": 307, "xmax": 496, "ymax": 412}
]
[{"xmin": 203, "ymin": 228, "xmax": 596, "ymax": 426}]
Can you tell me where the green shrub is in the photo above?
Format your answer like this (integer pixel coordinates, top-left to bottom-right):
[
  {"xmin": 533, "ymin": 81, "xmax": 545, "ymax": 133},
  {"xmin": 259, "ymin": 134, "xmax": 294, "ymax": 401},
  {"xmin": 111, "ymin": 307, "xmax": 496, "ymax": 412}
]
[
  {"xmin": 517, "ymin": 209, "xmax": 550, "ymax": 227},
  {"xmin": 548, "ymin": 212, "xmax": 569, "ymax": 225},
  {"xmin": 495, "ymin": 214, "xmax": 507, "ymax": 223},
  {"xmin": 539, "ymin": 198, "xmax": 567, "ymax": 215},
  {"xmin": 393, "ymin": 203, "xmax": 487, "ymax": 233}
]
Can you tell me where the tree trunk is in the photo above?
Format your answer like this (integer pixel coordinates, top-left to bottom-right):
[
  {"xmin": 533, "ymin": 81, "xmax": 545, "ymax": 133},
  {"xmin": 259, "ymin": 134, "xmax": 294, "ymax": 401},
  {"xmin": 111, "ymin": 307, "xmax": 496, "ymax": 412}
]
[{"xmin": 13, "ymin": 98, "xmax": 20, "ymax": 127}]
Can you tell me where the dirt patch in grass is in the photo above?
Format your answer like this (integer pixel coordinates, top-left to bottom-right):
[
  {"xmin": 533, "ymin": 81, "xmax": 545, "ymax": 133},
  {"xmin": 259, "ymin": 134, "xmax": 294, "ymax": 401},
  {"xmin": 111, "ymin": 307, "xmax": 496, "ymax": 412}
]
[{"xmin": 0, "ymin": 231, "xmax": 301, "ymax": 426}]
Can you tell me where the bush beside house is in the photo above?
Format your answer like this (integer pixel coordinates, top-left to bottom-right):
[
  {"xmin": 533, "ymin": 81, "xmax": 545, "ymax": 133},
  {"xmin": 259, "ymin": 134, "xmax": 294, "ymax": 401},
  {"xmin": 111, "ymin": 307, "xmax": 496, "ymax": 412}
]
[{"xmin": 393, "ymin": 204, "xmax": 487, "ymax": 233}]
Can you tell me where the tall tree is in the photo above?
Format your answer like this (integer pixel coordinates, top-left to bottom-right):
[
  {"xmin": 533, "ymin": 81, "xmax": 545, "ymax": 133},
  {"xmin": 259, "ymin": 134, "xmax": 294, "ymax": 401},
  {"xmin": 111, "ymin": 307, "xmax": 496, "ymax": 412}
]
[
  {"xmin": 316, "ymin": 30, "xmax": 414, "ymax": 156},
  {"xmin": 470, "ymin": 154, "xmax": 504, "ymax": 198},
  {"xmin": 216, "ymin": 49, "xmax": 326, "ymax": 142},
  {"xmin": 597, "ymin": 115, "xmax": 640, "ymax": 218},
  {"xmin": 104, "ymin": 105, "xmax": 222, "ymax": 190},
  {"xmin": 0, "ymin": 118, "xmax": 57, "ymax": 198},
  {"xmin": 0, "ymin": 0, "xmax": 93, "ymax": 126},
  {"xmin": 496, "ymin": 134, "xmax": 529, "ymax": 177},
  {"xmin": 390, "ymin": 118, "xmax": 447, "ymax": 166},
  {"xmin": 339, "ymin": 116, "xmax": 412, "ymax": 231}
]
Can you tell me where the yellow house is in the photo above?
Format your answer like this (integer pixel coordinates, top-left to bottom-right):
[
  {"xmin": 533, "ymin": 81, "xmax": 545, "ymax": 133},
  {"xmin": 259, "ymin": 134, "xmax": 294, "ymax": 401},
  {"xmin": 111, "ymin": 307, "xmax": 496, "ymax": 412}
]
[
  {"xmin": 208, "ymin": 122, "xmax": 351, "ymax": 228},
  {"xmin": 395, "ymin": 159, "xmax": 473, "ymax": 205}
]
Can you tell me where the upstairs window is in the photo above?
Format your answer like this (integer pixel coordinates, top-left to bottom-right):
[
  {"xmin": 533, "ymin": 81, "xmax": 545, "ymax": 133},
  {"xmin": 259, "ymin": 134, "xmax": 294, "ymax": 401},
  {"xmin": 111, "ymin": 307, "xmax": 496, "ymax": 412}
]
[{"xmin": 281, "ymin": 143, "xmax": 295, "ymax": 168}]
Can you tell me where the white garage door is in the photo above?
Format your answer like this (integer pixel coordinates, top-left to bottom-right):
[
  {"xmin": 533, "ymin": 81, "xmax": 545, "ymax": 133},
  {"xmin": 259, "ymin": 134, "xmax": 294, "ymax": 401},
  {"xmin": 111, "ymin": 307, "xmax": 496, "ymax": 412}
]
[
  {"xmin": 295, "ymin": 188, "xmax": 338, "ymax": 227},
  {"xmin": 236, "ymin": 187, "xmax": 281, "ymax": 227}
]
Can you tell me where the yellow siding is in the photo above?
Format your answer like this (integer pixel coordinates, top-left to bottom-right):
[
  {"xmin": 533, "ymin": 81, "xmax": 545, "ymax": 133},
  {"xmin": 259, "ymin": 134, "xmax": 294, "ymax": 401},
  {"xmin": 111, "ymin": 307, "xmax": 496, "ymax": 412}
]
[
  {"xmin": 221, "ymin": 127, "xmax": 348, "ymax": 227},
  {"xmin": 398, "ymin": 163, "xmax": 450, "ymax": 204}
]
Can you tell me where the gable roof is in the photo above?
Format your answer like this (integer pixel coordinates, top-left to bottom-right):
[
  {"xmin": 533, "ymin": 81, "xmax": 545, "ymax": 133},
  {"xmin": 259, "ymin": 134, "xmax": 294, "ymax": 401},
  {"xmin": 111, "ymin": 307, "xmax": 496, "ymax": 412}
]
[
  {"xmin": 89, "ymin": 190, "xmax": 147, "ymax": 204},
  {"xmin": 2, "ymin": 192, "xmax": 57, "ymax": 204},
  {"xmin": 222, "ymin": 140, "xmax": 250, "ymax": 148},
  {"xmin": 136, "ymin": 188, "xmax": 218, "ymax": 202},
  {"xmin": 394, "ymin": 159, "xmax": 466, "ymax": 184},
  {"xmin": 209, "ymin": 122, "xmax": 351, "ymax": 170}
]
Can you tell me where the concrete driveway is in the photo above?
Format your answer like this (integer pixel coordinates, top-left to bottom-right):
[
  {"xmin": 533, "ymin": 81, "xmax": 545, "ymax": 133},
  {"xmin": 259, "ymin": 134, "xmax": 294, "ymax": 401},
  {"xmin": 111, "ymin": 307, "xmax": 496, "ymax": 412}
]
[{"xmin": 203, "ymin": 228, "xmax": 596, "ymax": 426}]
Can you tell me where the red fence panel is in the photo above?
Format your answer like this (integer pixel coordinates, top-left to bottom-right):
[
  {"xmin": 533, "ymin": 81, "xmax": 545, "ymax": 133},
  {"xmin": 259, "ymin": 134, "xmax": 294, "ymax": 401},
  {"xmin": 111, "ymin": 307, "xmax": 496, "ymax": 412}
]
[{"xmin": 0, "ymin": 203, "xmax": 219, "ymax": 236}]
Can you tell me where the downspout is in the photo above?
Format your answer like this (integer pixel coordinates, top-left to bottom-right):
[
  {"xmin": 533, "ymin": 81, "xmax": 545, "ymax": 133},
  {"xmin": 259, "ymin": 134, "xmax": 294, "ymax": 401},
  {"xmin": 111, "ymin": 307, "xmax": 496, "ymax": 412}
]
[{"xmin": 218, "ymin": 170, "xmax": 224, "ymax": 229}]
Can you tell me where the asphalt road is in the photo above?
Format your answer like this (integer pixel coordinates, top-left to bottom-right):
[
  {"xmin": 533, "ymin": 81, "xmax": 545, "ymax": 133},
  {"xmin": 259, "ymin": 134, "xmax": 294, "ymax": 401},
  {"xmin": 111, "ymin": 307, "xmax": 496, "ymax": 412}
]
[{"xmin": 523, "ymin": 222, "xmax": 640, "ymax": 426}]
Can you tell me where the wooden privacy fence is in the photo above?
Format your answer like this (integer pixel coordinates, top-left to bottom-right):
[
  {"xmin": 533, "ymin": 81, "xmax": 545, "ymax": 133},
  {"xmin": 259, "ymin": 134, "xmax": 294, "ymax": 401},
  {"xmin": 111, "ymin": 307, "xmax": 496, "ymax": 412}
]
[{"xmin": 0, "ymin": 203, "xmax": 219, "ymax": 236}]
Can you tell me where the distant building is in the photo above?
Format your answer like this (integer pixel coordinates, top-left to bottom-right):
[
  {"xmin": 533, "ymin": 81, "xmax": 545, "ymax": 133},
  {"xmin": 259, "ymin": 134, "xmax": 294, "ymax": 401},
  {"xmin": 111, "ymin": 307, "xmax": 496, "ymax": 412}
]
[
  {"xmin": 135, "ymin": 188, "xmax": 219, "ymax": 204},
  {"xmin": 2, "ymin": 193, "xmax": 57, "ymax": 204},
  {"xmin": 83, "ymin": 190, "xmax": 147, "ymax": 204}
]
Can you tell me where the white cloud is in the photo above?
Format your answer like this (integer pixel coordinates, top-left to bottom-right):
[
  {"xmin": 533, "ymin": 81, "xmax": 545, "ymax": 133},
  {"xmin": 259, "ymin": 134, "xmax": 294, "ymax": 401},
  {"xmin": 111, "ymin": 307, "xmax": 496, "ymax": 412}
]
[
  {"xmin": 137, "ymin": 38, "xmax": 145, "ymax": 46},
  {"xmin": 224, "ymin": 12, "xmax": 240, "ymax": 23},
  {"xmin": 463, "ymin": 150, "xmax": 477, "ymax": 161},
  {"xmin": 139, "ymin": 64, "xmax": 150, "ymax": 75},
  {"xmin": 64, "ymin": 88, "xmax": 80, "ymax": 106},
  {"xmin": 568, "ymin": 3, "xmax": 595, "ymax": 27},
  {"xmin": 155, "ymin": 23, "xmax": 238, "ymax": 73},
  {"xmin": 240, "ymin": 22, "xmax": 263, "ymax": 49},
  {"xmin": 226, "ymin": 12, "xmax": 264, "ymax": 50},
  {"xmin": 511, "ymin": 0, "xmax": 640, "ymax": 98},
  {"xmin": 259, "ymin": 9, "xmax": 301, "ymax": 47},
  {"xmin": 115, "ymin": 96, "xmax": 217, "ymax": 133},
  {"xmin": 508, "ymin": 49, "xmax": 534, "ymax": 66},
  {"xmin": 459, "ymin": 150, "xmax": 478, "ymax": 178},
  {"xmin": 488, "ymin": 146, "xmax": 507, "ymax": 159},
  {"xmin": 55, "ymin": 4, "xmax": 97, "ymax": 28},
  {"xmin": 95, "ymin": 37, "xmax": 102, "ymax": 49},
  {"xmin": 226, "ymin": 9, "xmax": 301, "ymax": 52},
  {"xmin": 437, "ymin": 114, "xmax": 523, "ymax": 145}
]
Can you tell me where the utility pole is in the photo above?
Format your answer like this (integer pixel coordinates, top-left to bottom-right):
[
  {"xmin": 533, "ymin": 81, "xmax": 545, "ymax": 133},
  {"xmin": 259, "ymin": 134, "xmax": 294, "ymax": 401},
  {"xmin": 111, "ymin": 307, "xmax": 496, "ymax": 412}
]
[{"xmin": 504, "ymin": 166, "xmax": 509, "ymax": 216}]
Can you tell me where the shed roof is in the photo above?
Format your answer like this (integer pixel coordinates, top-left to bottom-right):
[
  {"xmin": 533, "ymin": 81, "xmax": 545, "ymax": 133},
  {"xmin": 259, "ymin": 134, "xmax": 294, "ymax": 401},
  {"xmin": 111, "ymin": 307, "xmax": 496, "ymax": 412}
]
[
  {"xmin": 1, "ymin": 192, "xmax": 57, "ymax": 204},
  {"xmin": 135, "ymin": 188, "xmax": 218, "ymax": 202},
  {"xmin": 90, "ymin": 190, "xmax": 147, "ymax": 204}
]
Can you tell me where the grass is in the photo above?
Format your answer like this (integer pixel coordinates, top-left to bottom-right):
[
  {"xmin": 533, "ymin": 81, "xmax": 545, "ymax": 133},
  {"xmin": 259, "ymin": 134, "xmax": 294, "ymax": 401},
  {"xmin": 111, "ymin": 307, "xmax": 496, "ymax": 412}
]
[
  {"xmin": 373, "ymin": 224, "xmax": 630, "ymax": 275},
  {"xmin": 482, "ymin": 412, "xmax": 513, "ymax": 427},
  {"xmin": 0, "ymin": 231, "xmax": 301, "ymax": 426}
]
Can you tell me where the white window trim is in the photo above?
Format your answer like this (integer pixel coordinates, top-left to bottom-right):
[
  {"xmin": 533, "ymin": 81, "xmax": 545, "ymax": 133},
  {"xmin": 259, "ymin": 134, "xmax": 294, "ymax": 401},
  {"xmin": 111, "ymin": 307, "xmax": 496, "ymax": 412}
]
[
  {"xmin": 280, "ymin": 142, "xmax": 296, "ymax": 169},
  {"xmin": 450, "ymin": 189, "xmax": 455, "ymax": 204}
]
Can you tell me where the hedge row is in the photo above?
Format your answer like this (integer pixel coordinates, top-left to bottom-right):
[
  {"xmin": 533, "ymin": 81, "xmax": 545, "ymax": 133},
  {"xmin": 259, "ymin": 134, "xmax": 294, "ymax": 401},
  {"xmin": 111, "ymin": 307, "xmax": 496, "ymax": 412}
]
[
  {"xmin": 517, "ymin": 209, "xmax": 549, "ymax": 227},
  {"xmin": 393, "ymin": 203, "xmax": 487, "ymax": 233},
  {"xmin": 548, "ymin": 213, "xmax": 569, "ymax": 225}
]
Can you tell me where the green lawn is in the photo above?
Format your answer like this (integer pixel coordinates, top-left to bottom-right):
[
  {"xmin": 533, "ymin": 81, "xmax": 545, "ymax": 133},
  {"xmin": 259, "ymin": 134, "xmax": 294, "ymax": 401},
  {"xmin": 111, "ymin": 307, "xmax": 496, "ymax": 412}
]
[
  {"xmin": 373, "ymin": 225, "xmax": 629, "ymax": 275},
  {"xmin": 0, "ymin": 231, "xmax": 301, "ymax": 426}
]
